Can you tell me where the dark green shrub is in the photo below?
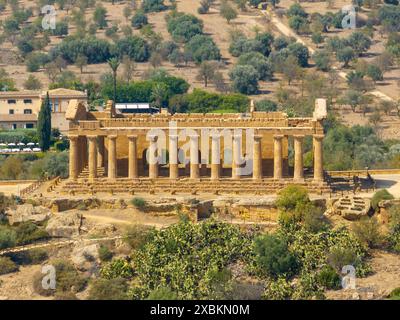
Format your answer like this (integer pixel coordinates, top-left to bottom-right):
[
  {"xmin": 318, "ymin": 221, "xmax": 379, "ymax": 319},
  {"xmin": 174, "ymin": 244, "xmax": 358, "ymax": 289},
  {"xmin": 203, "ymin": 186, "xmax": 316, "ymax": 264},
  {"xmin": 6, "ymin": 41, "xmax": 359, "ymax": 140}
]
[
  {"xmin": 255, "ymin": 99, "xmax": 278, "ymax": 112},
  {"xmin": 0, "ymin": 225, "xmax": 16, "ymax": 249},
  {"xmin": 52, "ymin": 259, "xmax": 88, "ymax": 293},
  {"xmin": 131, "ymin": 197, "xmax": 147, "ymax": 210},
  {"xmin": 98, "ymin": 245, "xmax": 113, "ymax": 262},
  {"xmin": 123, "ymin": 225, "xmax": 154, "ymax": 250},
  {"xmin": 100, "ymin": 258, "xmax": 135, "ymax": 280},
  {"xmin": 327, "ymin": 247, "xmax": 360, "ymax": 271},
  {"xmin": 317, "ymin": 265, "xmax": 341, "ymax": 290},
  {"xmin": 352, "ymin": 217, "xmax": 383, "ymax": 248},
  {"xmin": 9, "ymin": 248, "xmax": 48, "ymax": 265},
  {"xmin": 276, "ymin": 185, "xmax": 310, "ymax": 212},
  {"xmin": 389, "ymin": 287, "xmax": 400, "ymax": 300},
  {"xmin": 15, "ymin": 222, "xmax": 49, "ymax": 245},
  {"xmin": 131, "ymin": 10, "xmax": 148, "ymax": 29},
  {"xmin": 0, "ymin": 256, "xmax": 19, "ymax": 275},
  {"xmin": 147, "ymin": 286, "xmax": 179, "ymax": 300},
  {"xmin": 88, "ymin": 277, "xmax": 128, "ymax": 300},
  {"xmin": 371, "ymin": 189, "xmax": 394, "ymax": 211},
  {"xmin": 254, "ymin": 234, "xmax": 298, "ymax": 279}
]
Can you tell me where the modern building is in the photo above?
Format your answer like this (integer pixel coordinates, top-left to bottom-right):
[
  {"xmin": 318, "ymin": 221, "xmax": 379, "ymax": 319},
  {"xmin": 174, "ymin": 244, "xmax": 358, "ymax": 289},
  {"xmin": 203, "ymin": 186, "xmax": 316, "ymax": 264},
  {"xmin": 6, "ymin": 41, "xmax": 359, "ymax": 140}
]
[
  {"xmin": 115, "ymin": 103, "xmax": 159, "ymax": 114},
  {"xmin": 0, "ymin": 88, "xmax": 87, "ymax": 132}
]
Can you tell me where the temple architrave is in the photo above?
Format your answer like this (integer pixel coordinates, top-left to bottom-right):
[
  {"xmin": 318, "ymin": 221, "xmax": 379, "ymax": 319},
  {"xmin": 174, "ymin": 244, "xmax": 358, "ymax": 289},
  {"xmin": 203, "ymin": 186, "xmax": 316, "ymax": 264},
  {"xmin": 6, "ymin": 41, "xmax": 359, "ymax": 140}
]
[{"xmin": 63, "ymin": 99, "xmax": 330, "ymax": 195}]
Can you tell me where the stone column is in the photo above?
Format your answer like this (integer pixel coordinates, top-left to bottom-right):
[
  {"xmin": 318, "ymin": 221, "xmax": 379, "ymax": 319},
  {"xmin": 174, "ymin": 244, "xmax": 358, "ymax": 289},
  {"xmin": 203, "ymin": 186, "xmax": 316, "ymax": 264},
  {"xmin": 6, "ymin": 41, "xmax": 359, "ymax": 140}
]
[
  {"xmin": 97, "ymin": 136, "xmax": 105, "ymax": 168},
  {"xmin": 273, "ymin": 135, "xmax": 284, "ymax": 180},
  {"xmin": 69, "ymin": 135, "xmax": 79, "ymax": 180},
  {"xmin": 88, "ymin": 135, "xmax": 98, "ymax": 181},
  {"xmin": 190, "ymin": 133, "xmax": 200, "ymax": 179},
  {"xmin": 313, "ymin": 134, "xmax": 324, "ymax": 182},
  {"xmin": 148, "ymin": 135, "xmax": 158, "ymax": 179},
  {"xmin": 232, "ymin": 133, "xmax": 241, "ymax": 179},
  {"xmin": 169, "ymin": 134, "xmax": 179, "ymax": 180},
  {"xmin": 107, "ymin": 135, "xmax": 117, "ymax": 180},
  {"xmin": 211, "ymin": 134, "xmax": 220, "ymax": 180},
  {"xmin": 253, "ymin": 135, "xmax": 262, "ymax": 180},
  {"xmin": 293, "ymin": 135, "xmax": 304, "ymax": 181},
  {"xmin": 128, "ymin": 135, "xmax": 138, "ymax": 179}
]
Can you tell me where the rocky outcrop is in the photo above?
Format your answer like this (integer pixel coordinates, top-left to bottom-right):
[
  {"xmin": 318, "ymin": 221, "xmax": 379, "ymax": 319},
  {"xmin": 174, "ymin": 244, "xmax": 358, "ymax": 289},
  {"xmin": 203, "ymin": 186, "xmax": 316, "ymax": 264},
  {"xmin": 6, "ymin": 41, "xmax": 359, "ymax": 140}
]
[
  {"xmin": 45, "ymin": 212, "xmax": 82, "ymax": 237},
  {"xmin": 6, "ymin": 204, "xmax": 52, "ymax": 225},
  {"xmin": 43, "ymin": 198, "xmax": 127, "ymax": 212},
  {"xmin": 71, "ymin": 243, "xmax": 100, "ymax": 274}
]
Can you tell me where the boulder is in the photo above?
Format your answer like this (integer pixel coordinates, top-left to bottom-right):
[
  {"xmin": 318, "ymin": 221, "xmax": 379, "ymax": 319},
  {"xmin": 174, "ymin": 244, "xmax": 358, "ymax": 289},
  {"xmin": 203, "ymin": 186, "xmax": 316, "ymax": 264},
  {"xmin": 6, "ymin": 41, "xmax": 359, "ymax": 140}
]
[
  {"xmin": 6, "ymin": 204, "xmax": 52, "ymax": 225},
  {"xmin": 87, "ymin": 223, "xmax": 116, "ymax": 237},
  {"xmin": 71, "ymin": 243, "xmax": 100, "ymax": 273},
  {"xmin": 45, "ymin": 212, "xmax": 82, "ymax": 237}
]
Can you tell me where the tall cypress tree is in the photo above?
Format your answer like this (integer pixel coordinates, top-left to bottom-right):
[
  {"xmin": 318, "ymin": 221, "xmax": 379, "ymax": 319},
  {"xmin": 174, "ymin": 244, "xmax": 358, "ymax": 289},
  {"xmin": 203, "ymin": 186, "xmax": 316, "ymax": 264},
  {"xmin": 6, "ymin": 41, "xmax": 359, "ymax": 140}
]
[{"xmin": 37, "ymin": 92, "xmax": 52, "ymax": 151}]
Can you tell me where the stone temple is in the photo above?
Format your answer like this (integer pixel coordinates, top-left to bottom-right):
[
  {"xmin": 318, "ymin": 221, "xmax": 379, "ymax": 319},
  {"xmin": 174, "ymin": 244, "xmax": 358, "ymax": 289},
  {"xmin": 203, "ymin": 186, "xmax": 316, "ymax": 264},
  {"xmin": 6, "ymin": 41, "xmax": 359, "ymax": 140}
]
[{"xmin": 63, "ymin": 99, "xmax": 330, "ymax": 195}]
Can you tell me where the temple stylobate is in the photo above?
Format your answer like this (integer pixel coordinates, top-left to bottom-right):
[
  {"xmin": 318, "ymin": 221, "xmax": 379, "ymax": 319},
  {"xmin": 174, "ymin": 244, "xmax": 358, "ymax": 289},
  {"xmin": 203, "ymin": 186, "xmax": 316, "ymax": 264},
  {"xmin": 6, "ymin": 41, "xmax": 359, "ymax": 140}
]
[{"xmin": 64, "ymin": 99, "xmax": 330, "ymax": 195}]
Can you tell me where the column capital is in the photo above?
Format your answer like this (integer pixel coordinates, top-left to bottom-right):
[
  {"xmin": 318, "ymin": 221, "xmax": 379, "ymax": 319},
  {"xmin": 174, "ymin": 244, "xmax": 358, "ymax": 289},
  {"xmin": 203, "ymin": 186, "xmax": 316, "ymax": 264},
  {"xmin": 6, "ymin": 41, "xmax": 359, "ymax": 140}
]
[
  {"xmin": 189, "ymin": 133, "xmax": 199, "ymax": 139},
  {"xmin": 313, "ymin": 134, "xmax": 325, "ymax": 140},
  {"xmin": 254, "ymin": 134, "xmax": 262, "ymax": 141},
  {"xmin": 127, "ymin": 135, "xmax": 138, "ymax": 140},
  {"xmin": 273, "ymin": 134, "xmax": 285, "ymax": 140},
  {"xmin": 68, "ymin": 135, "xmax": 79, "ymax": 141},
  {"xmin": 87, "ymin": 135, "xmax": 98, "ymax": 140},
  {"xmin": 108, "ymin": 134, "xmax": 117, "ymax": 140},
  {"xmin": 293, "ymin": 134, "xmax": 305, "ymax": 140}
]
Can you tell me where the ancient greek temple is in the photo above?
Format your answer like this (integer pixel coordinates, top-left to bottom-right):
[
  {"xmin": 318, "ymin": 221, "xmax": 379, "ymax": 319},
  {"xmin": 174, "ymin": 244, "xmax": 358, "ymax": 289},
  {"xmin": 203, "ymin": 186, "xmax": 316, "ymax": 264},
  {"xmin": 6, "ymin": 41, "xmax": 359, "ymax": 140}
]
[{"xmin": 64, "ymin": 99, "xmax": 330, "ymax": 195}]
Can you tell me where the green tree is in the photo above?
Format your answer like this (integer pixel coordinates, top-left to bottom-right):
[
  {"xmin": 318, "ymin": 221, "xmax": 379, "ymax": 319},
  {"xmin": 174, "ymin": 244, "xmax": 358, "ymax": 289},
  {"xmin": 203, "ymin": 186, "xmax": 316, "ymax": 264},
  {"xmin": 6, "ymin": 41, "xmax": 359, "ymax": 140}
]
[
  {"xmin": 229, "ymin": 64, "xmax": 259, "ymax": 94},
  {"xmin": 336, "ymin": 47, "xmax": 355, "ymax": 67},
  {"xmin": 108, "ymin": 57, "xmax": 120, "ymax": 104},
  {"xmin": 24, "ymin": 75, "xmax": 42, "ymax": 90},
  {"xmin": 196, "ymin": 61, "xmax": 218, "ymax": 87},
  {"xmin": 220, "ymin": 0, "xmax": 238, "ymax": 24},
  {"xmin": 237, "ymin": 51, "xmax": 273, "ymax": 80},
  {"xmin": 37, "ymin": 93, "xmax": 52, "ymax": 151},
  {"xmin": 347, "ymin": 31, "xmax": 372, "ymax": 56},
  {"xmin": 93, "ymin": 5, "xmax": 108, "ymax": 29}
]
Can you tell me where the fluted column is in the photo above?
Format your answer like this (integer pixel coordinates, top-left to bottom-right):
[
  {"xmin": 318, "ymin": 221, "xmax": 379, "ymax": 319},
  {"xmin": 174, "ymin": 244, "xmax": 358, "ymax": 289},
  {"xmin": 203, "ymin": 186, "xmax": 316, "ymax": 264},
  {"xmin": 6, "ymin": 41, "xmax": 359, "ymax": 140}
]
[
  {"xmin": 107, "ymin": 135, "xmax": 117, "ymax": 180},
  {"xmin": 232, "ymin": 133, "xmax": 241, "ymax": 179},
  {"xmin": 273, "ymin": 135, "xmax": 284, "ymax": 180},
  {"xmin": 293, "ymin": 135, "xmax": 304, "ymax": 181},
  {"xmin": 169, "ymin": 134, "xmax": 179, "ymax": 180},
  {"xmin": 69, "ymin": 135, "xmax": 78, "ymax": 180},
  {"xmin": 190, "ymin": 133, "xmax": 200, "ymax": 179},
  {"xmin": 88, "ymin": 135, "xmax": 98, "ymax": 181},
  {"xmin": 148, "ymin": 135, "xmax": 158, "ymax": 179},
  {"xmin": 211, "ymin": 133, "xmax": 220, "ymax": 180},
  {"xmin": 97, "ymin": 136, "xmax": 105, "ymax": 168},
  {"xmin": 253, "ymin": 135, "xmax": 262, "ymax": 180},
  {"xmin": 128, "ymin": 135, "xmax": 138, "ymax": 179},
  {"xmin": 313, "ymin": 134, "xmax": 324, "ymax": 182}
]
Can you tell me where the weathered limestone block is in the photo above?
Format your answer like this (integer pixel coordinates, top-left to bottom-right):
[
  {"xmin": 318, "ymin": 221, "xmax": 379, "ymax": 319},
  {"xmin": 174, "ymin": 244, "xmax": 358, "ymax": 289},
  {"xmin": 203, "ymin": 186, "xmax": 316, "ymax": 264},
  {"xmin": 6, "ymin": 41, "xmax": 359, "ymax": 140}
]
[
  {"xmin": 327, "ymin": 196, "xmax": 371, "ymax": 221},
  {"xmin": 6, "ymin": 204, "xmax": 52, "ymax": 225},
  {"xmin": 71, "ymin": 243, "xmax": 100, "ymax": 274},
  {"xmin": 46, "ymin": 212, "xmax": 82, "ymax": 237}
]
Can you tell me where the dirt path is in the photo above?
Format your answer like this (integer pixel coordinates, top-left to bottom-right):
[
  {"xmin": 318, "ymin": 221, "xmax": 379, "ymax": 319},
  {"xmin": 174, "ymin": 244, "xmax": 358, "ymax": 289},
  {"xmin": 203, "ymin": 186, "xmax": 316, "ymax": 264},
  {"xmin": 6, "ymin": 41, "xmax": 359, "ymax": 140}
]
[
  {"xmin": 326, "ymin": 250, "xmax": 400, "ymax": 299},
  {"xmin": 0, "ymin": 265, "xmax": 49, "ymax": 300}
]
